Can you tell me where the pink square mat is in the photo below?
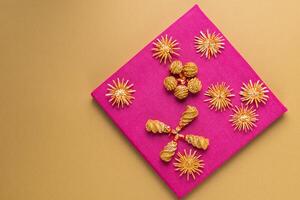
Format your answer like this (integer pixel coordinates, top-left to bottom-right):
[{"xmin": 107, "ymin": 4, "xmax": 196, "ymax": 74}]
[{"xmin": 92, "ymin": 5, "xmax": 287, "ymax": 198}]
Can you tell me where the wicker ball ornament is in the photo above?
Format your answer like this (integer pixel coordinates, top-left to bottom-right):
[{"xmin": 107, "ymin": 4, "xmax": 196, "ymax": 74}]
[
  {"xmin": 170, "ymin": 60, "xmax": 183, "ymax": 74},
  {"xmin": 164, "ymin": 76, "xmax": 177, "ymax": 91},
  {"xmin": 164, "ymin": 60, "xmax": 202, "ymax": 100},
  {"xmin": 174, "ymin": 85, "xmax": 189, "ymax": 99},
  {"xmin": 183, "ymin": 62, "xmax": 198, "ymax": 78},
  {"xmin": 188, "ymin": 77, "xmax": 202, "ymax": 94}
]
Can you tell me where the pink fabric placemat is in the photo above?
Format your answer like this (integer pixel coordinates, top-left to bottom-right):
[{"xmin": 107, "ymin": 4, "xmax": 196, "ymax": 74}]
[{"xmin": 92, "ymin": 5, "xmax": 287, "ymax": 198}]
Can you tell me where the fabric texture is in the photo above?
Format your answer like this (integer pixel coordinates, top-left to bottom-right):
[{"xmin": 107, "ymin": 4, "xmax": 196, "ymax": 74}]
[{"xmin": 91, "ymin": 5, "xmax": 287, "ymax": 198}]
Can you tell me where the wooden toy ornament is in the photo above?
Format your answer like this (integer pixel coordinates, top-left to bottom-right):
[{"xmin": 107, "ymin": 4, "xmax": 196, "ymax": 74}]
[{"xmin": 145, "ymin": 105, "xmax": 209, "ymax": 162}]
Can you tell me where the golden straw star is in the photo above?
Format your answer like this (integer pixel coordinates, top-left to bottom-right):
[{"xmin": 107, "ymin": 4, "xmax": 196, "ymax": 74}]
[
  {"xmin": 204, "ymin": 82, "xmax": 235, "ymax": 111},
  {"xmin": 194, "ymin": 30, "xmax": 225, "ymax": 59},
  {"xmin": 240, "ymin": 80, "xmax": 269, "ymax": 108},
  {"xmin": 174, "ymin": 149, "xmax": 204, "ymax": 180},
  {"xmin": 106, "ymin": 78, "xmax": 135, "ymax": 108},
  {"xmin": 229, "ymin": 104, "xmax": 259, "ymax": 132},
  {"xmin": 152, "ymin": 34, "xmax": 180, "ymax": 63}
]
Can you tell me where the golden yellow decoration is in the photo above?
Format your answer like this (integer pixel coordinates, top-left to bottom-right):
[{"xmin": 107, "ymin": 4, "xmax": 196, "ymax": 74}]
[
  {"xmin": 145, "ymin": 120, "xmax": 171, "ymax": 134},
  {"xmin": 164, "ymin": 60, "xmax": 202, "ymax": 100},
  {"xmin": 163, "ymin": 76, "xmax": 177, "ymax": 91},
  {"xmin": 240, "ymin": 80, "xmax": 269, "ymax": 108},
  {"xmin": 174, "ymin": 149, "xmax": 204, "ymax": 180},
  {"xmin": 145, "ymin": 105, "xmax": 209, "ymax": 162},
  {"xmin": 152, "ymin": 34, "xmax": 180, "ymax": 63},
  {"xmin": 106, "ymin": 78, "xmax": 135, "ymax": 108},
  {"xmin": 183, "ymin": 62, "xmax": 198, "ymax": 78},
  {"xmin": 204, "ymin": 82, "xmax": 235, "ymax": 111},
  {"xmin": 229, "ymin": 104, "xmax": 259, "ymax": 132},
  {"xmin": 187, "ymin": 77, "xmax": 202, "ymax": 94},
  {"xmin": 195, "ymin": 30, "xmax": 225, "ymax": 59},
  {"xmin": 160, "ymin": 141, "xmax": 177, "ymax": 162},
  {"xmin": 178, "ymin": 105, "xmax": 198, "ymax": 130},
  {"xmin": 174, "ymin": 85, "xmax": 189, "ymax": 100},
  {"xmin": 169, "ymin": 60, "xmax": 183, "ymax": 74},
  {"xmin": 185, "ymin": 135, "xmax": 209, "ymax": 150}
]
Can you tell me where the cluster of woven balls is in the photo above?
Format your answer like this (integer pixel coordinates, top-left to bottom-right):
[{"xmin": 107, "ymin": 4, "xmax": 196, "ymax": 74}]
[{"xmin": 163, "ymin": 60, "xmax": 202, "ymax": 99}]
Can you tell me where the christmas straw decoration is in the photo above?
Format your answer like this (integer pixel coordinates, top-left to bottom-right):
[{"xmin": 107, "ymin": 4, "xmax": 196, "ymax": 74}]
[
  {"xmin": 174, "ymin": 149, "xmax": 204, "ymax": 180},
  {"xmin": 145, "ymin": 105, "xmax": 209, "ymax": 162},
  {"xmin": 163, "ymin": 60, "xmax": 202, "ymax": 100}
]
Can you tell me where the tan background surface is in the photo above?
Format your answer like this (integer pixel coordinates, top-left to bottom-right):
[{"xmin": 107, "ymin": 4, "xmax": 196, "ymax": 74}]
[{"xmin": 0, "ymin": 0, "xmax": 299, "ymax": 199}]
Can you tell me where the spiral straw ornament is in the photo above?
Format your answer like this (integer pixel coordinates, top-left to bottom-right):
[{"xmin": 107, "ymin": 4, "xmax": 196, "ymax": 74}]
[
  {"xmin": 160, "ymin": 141, "xmax": 178, "ymax": 162},
  {"xmin": 145, "ymin": 105, "xmax": 209, "ymax": 163},
  {"xmin": 185, "ymin": 135, "xmax": 209, "ymax": 150},
  {"xmin": 145, "ymin": 120, "xmax": 171, "ymax": 134},
  {"xmin": 178, "ymin": 106, "xmax": 198, "ymax": 129}
]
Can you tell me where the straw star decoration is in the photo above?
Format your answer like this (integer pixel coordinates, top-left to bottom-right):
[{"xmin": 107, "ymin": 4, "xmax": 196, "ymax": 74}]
[
  {"xmin": 106, "ymin": 78, "xmax": 135, "ymax": 108},
  {"xmin": 145, "ymin": 105, "xmax": 209, "ymax": 162},
  {"xmin": 194, "ymin": 30, "xmax": 225, "ymax": 59},
  {"xmin": 240, "ymin": 80, "xmax": 269, "ymax": 108},
  {"xmin": 152, "ymin": 34, "xmax": 180, "ymax": 63},
  {"xmin": 174, "ymin": 149, "xmax": 204, "ymax": 180},
  {"xmin": 204, "ymin": 82, "xmax": 235, "ymax": 111},
  {"xmin": 229, "ymin": 104, "xmax": 259, "ymax": 132}
]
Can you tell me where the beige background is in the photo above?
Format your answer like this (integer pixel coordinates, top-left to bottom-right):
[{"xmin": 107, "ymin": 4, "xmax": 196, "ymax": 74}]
[{"xmin": 1, "ymin": 0, "xmax": 299, "ymax": 199}]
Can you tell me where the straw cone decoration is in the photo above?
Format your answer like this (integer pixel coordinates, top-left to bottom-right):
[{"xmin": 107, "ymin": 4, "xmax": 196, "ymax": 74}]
[
  {"xmin": 146, "ymin": 120, "xmax": 171, "ymax": 134},
  {"xmin": 145, "ymin": 105, "xmax": 209, "ymax": 162},
  {"xmin": 160, "ymin": 141, "xmax": 178, "ymax": 162},
  {"xmin": 178, "ymin": 106, "xmax": 198, "ymax": 130},
  {"xmin": 185, "ymin": 135, "xmax": 209, "ymax": 150}
]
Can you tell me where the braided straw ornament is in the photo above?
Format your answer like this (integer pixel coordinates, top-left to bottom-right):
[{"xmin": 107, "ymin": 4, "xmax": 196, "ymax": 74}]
[
  {"xmin": 178, "ymin": 105, "xmax": 198, "ymax": 129},
  {"xmin": 146, "ymin": 120, "xmax": 171, "ymax": 134},
  {"xmin": 145, "ymin": 105, "xmax": 209, "ymax": 162},
  {"xmin": 160, "ymin": 141, "xmax": 178, "ymax": 162},
  {"xmin": 185, "ymin": 135, "xmax": 209, "ymax": 150}
]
